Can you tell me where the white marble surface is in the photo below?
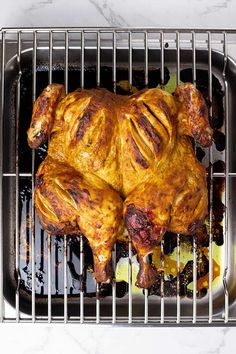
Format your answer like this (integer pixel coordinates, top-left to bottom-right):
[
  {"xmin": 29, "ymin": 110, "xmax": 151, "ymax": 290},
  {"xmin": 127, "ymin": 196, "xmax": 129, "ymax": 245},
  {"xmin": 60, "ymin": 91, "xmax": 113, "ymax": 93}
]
[
  {"xmin": 0, "ymin": 324, "xmax": 235, "ymax": 353},
  {"xmin": 0, "ymin": 0, "xmax": 235, "ymax": 28},
  {"xmin": 1, "ymin": 0, "xmax": 236, "ymax": 353}
]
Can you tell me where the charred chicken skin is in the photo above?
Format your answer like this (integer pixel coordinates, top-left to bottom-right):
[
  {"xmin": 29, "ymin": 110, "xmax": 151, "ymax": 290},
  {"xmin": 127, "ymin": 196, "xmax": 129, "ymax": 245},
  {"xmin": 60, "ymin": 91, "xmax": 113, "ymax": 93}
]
[{"xmin": 27, "ymin": 83, "xmax": 213, "ymax": 288}]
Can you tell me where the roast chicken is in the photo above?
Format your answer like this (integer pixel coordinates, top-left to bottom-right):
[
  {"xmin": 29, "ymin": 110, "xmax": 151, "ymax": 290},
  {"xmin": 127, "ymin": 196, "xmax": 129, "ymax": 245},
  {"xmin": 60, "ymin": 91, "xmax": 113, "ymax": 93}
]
[{"xmin": 27, "ymin": 82, "xmax": 213, "ymax": 289}]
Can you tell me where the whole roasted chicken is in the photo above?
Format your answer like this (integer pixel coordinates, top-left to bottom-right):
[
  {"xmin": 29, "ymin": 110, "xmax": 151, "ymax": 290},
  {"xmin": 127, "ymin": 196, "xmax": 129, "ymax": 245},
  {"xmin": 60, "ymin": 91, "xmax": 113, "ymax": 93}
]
[{"xmin": 27, "ymin": 82, "xmax": 212, "ymax": 288}]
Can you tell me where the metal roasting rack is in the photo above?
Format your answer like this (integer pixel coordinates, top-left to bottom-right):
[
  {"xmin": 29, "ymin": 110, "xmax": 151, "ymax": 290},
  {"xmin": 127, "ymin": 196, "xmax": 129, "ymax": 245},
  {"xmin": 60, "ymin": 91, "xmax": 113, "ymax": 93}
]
[{"xmin": 0, "ymin": 27, "xmax": 236, "ymax": 325}]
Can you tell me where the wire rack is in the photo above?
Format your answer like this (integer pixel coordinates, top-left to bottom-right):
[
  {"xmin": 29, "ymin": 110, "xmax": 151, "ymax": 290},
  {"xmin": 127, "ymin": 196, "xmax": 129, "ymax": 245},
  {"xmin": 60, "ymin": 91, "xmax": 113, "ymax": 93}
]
[{"xmin": 0, "ymin": 27, "xmax": 236, "ymax": 325}]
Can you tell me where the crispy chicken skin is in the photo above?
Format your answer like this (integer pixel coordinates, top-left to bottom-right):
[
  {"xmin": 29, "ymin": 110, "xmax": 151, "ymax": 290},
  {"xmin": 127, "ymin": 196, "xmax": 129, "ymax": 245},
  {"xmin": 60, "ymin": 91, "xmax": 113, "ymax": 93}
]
[
  {"xmin": 175, "ymin": 83, "xmax": 212, "ymax": 147},
  {"xmin": 27, "ymin": 82, "xmax": 213, "ymax": 288},
  {"xmin": 35, "ymin": 157, "xmax": 123, "ymax": 283},
  {"xmin": 27, "ymin": 84, "xmax": 65, "ymax": 148}
]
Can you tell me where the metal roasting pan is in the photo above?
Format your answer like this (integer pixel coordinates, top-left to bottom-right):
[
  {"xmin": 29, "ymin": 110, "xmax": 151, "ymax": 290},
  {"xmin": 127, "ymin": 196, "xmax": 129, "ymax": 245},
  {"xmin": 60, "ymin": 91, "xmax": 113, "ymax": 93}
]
[{"xmin": 1, "ymin": 28, "xmax": 236, "ymax": 325}]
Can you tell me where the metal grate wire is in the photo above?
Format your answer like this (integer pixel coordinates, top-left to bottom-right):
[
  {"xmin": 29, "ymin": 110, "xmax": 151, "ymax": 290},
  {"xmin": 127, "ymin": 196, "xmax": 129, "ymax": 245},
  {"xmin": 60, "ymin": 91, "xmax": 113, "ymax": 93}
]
[{"xmin": 0, "ymin": 27, "xmax": 235, "ymax": 325}]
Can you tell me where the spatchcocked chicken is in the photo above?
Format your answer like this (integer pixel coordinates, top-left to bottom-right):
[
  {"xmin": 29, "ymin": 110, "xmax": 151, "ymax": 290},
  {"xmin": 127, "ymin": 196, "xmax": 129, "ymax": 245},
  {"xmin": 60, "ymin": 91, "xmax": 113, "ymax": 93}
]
[{"xmin": 27, "ymin": 83, "xmax": 213, "ymax": 289}]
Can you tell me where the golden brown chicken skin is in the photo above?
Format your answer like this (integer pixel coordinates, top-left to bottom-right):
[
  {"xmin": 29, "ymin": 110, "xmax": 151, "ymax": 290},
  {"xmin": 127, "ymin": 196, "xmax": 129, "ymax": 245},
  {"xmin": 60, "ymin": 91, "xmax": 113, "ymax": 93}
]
[
  {"xmin": 35, "ymin": 157, "xmax": 123, "ymax": 283},
  {"xmin": 124, "ymin": 136, "xmax": 208, "ymax": 288},
  {"xmin": 27, "ymin": 82, "xmax": 213, "ymax": 288},
  {"xmin": 123, "ymin": 85, "xmax": 211, "ymax": 288},
  {"xmin": 175, "ymin": 83, "xmax": 212, "ymax": 147},
  {"xmin": 27, "ymin": 83, "xmax": 66, "ymax": 148}
]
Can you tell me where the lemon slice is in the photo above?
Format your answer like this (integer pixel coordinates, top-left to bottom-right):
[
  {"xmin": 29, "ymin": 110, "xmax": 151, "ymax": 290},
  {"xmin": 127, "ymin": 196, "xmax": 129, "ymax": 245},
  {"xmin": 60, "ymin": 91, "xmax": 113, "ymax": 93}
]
[{"xmin": 115, "ymin": 256, "xmax": 143, "ymax": 295}]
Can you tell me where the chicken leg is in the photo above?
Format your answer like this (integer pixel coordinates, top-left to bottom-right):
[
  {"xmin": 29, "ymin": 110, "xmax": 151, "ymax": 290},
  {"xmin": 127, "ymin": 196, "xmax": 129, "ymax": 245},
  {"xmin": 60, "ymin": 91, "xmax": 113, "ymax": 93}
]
[
  {"xmin": 35, "ymin": 157, "xmax": 123, "ymax": 284},
  {"xmin": 124, "ymin": 83, "xmax": 212, "ymax": 289}
]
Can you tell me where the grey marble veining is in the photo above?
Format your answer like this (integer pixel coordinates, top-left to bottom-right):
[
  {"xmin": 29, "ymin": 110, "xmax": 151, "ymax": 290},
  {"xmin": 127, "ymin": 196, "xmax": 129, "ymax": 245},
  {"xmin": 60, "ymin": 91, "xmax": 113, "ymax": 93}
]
[
  {"xmin": 88, "ymin": 0, "xmax": 129, "ymax": 26},
  {"xmin": 25, "ymin": 0, "xmax": 53, "ymax": 13},
  {"xmin": 200, "ymin": 0, "xmax": 232, "ymax": 16}
]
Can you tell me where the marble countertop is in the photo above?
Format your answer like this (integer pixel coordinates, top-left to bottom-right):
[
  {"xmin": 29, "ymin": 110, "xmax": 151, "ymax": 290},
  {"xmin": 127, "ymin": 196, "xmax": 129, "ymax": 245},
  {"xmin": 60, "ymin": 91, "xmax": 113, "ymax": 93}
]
[
  {"xmin": 1, "ymin": 0, "xmax": 236, "ymax": 353},
  {"xmin": 0, "ymin": 0, "xmax": 236, "ymax": 28},
  {"xmin": 0, "ymin": 324, "xmax": 235, "ymax": 354}
]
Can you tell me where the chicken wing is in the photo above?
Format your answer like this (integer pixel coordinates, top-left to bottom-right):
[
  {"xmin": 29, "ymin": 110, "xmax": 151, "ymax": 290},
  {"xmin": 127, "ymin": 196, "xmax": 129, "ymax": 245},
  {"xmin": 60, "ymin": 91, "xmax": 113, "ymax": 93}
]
[{"xmin": 27, "ymin": 83, "xmax": 65, "ymax": 148}]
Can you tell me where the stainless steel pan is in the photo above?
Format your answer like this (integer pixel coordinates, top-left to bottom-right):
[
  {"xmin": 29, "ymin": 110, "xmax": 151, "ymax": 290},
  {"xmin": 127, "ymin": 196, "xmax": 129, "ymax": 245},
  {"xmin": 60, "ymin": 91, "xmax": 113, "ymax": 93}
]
[{"xmin": 0, "ymin": 28, "xmax": 236, "ymax": 325}]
